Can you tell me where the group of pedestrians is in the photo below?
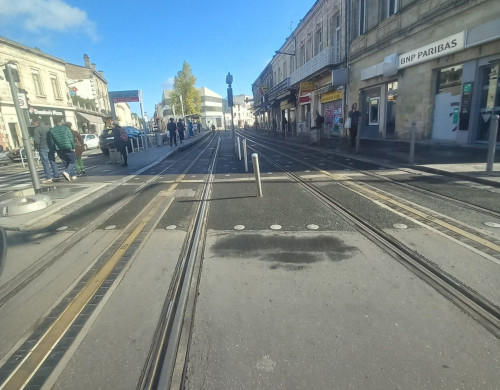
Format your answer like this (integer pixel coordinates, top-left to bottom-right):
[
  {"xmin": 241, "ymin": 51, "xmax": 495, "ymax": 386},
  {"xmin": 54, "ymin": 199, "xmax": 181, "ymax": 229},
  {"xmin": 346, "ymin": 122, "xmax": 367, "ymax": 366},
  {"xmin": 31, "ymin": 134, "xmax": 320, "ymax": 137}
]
[
  {"xmin": 166, "ymin": 118, "xmax": 186, "ymax": 147},
  {"xmin": 33, "ymin": 116, "xmax": 86, "ymax": 184}
]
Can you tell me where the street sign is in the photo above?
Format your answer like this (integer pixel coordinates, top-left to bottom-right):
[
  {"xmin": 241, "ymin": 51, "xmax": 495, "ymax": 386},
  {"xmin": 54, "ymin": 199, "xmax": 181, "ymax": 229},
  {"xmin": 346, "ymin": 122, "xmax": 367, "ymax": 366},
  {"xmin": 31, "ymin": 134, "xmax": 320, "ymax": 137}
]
[{"xmin": 18, "ymin": 92, "xmax": 27, "ymax": 108}]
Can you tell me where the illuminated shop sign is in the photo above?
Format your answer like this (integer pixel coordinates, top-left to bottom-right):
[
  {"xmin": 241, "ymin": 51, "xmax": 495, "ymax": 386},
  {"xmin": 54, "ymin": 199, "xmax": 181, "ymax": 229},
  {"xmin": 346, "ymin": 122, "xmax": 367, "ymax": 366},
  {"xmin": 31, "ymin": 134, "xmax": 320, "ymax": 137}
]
[{"xmin": 399, "ymin": 32, "xmax": 465, "ymax": 69}]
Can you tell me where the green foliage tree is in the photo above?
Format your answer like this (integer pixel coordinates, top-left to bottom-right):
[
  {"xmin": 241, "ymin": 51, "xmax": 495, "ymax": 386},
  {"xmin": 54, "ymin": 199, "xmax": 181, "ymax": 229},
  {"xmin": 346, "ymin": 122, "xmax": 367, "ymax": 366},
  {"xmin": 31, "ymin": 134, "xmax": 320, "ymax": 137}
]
[{"xmin": 170, "ymin": 62, "xmax": 201, "ymax": 117}]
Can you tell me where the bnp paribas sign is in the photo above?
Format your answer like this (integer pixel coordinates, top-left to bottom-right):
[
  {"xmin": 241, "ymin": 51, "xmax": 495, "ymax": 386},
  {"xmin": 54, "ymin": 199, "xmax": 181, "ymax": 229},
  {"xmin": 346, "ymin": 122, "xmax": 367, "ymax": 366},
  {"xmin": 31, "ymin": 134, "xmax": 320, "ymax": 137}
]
[{"xmin": 398, "ymin": 32, "xmax": 465, "ymax": 69}]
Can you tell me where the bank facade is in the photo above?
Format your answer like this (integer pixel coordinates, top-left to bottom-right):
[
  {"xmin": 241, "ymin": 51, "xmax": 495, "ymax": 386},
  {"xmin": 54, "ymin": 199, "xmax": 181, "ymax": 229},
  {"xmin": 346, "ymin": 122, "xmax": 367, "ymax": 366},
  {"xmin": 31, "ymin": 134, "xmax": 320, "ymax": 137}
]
[{"xmin": 252, "ymin": 0, "xmax": 500, "ymax": 145}]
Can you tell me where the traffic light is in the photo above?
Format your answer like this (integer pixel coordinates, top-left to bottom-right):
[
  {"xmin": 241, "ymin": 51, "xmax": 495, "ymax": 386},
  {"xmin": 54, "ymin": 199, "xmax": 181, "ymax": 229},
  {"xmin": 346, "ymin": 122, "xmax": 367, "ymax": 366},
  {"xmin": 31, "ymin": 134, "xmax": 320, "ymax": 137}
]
[{"xmin": 3, "ymin": 66, "xmax": 20, "ymax": 83}]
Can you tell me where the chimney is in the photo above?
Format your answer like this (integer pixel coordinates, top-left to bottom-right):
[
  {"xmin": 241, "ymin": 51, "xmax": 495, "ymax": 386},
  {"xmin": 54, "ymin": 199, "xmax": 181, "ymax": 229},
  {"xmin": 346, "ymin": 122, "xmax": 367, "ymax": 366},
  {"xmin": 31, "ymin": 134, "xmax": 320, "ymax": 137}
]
[
  {"xmin": 91, "ymin": 63, "xmax": 96, "ymax": 71},
  {"xmin": 83, "ymin": 54, "xmax": 90, "ymax": 68},
  {"xmin": 98, "ymin": 70, "xmax": 104, "ymax": 78}
]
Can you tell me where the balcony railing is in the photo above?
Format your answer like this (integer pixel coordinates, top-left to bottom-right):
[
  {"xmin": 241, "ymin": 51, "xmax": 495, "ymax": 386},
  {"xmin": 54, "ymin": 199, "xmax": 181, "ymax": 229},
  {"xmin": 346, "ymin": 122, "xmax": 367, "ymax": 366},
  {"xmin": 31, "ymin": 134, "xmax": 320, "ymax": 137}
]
[
  {"xmin": 290, "ymin": 45, "xmax": 341, "ymax": 86},
  {"xmin": 268, "ymin": 78, "xmax": 290, "ymax": 102}
]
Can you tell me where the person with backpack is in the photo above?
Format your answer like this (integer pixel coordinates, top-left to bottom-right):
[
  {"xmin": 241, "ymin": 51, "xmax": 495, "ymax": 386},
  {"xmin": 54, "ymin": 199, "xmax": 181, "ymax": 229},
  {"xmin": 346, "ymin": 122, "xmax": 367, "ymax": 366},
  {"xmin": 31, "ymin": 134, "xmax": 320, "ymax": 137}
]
[
  {"xmin": 167, "ymin": 118, "xmax": 177, "ymax": 146},
  {"xmin": 112, "ymin": 122, "xmax": 129, "ymax": 167}
]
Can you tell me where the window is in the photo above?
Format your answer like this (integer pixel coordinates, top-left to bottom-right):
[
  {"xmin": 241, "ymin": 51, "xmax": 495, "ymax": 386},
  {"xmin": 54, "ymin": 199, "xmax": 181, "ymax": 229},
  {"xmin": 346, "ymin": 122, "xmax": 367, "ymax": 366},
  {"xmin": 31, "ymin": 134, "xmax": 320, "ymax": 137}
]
[
  {"xmin": 369, "ymin": 97, "xmax": 379, "ymax": 124},
  {"xmin": 283, "ymin": 61, "xmax": 287, "ymax": 79},
  {"xmin": 359, "ymin": 0, "xmax": 366, "ymax": 35},
  {"xmin": 314, "ymin": 27, "xmax": 322, "ymax": 55},
  {"xmin": 50, "ymin": 74, "xmax": 62, "ymax": 99},
  {"xmin": 306, "ymin": 35, "xmax": 312, "ymax": 62},
  {"xmin": 32, "ymin": 69, "xmax": 44, "ymax": 96},
  {"xmin": 436, "ymin": 65, "xmax": 463, "ymax": 95},
  {"xmin": 299, "ymin": 42, "xmax": 305, "ymax": 67},
  {"xmin": 388, "ymin": 0, "xmax": 398, "ymax": 17}
]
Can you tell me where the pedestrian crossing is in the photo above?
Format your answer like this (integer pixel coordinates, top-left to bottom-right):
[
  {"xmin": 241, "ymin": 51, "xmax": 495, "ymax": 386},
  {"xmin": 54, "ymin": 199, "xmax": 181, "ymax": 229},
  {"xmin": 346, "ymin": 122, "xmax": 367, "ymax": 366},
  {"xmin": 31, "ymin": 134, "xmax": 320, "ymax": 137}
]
[{"xmin": 0, "ymin": 166, "xmax": 43, "ymax": 193}]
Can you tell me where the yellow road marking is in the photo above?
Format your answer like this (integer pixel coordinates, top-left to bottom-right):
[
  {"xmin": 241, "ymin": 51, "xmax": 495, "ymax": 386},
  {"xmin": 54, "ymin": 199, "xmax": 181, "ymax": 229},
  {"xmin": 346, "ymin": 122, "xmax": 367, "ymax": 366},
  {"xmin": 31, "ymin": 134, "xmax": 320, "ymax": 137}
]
[
  {"xmin": 321, "ymin": 170, "xmax": 500, "ymax": 254},
  {"xmin": 1, "ymin": 184, "xmax": 182, "ymax": 390}
]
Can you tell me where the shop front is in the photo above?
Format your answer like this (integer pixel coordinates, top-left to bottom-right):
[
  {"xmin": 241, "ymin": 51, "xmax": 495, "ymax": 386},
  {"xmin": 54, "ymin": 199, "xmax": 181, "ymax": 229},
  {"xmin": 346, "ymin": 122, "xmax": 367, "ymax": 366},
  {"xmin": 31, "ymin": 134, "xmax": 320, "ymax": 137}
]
[{"xmin": 320, "ymin": 90, "xmax": 343, "ymax": 136}]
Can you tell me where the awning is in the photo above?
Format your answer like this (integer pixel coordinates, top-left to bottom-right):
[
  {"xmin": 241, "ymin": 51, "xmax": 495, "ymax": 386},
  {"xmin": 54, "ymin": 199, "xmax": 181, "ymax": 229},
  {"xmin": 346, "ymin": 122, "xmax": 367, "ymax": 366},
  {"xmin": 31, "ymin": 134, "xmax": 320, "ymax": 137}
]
[{"xmin": 76, "ymin": 112, "xmax": 104, "ymax": 124}]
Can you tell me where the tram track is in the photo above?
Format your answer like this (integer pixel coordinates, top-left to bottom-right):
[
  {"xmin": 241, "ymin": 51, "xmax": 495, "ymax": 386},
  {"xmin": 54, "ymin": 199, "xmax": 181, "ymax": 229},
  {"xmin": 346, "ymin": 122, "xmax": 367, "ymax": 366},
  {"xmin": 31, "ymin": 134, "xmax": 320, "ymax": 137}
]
[
  {"xmin": 241, "ymin": 130, "xmax": 500, "ymax": 220},
  {"xmin": 138, "ymin": 135, "xmax": 220, "ymax": 390},
  {"xmin": 0, "ymin": 134, "xmax": 218, "ymax": 390},
  {"xmin": 245, "ymin": 136, "xmax": 500, "ymax": 339}
]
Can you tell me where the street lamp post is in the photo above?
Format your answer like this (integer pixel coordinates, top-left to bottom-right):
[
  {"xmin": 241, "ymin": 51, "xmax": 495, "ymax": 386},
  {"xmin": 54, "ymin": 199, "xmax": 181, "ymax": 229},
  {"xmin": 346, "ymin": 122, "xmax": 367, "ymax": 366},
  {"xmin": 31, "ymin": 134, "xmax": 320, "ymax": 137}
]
[
  {"xmin": 4, "ymin": 63, "xmax": 41, "ymax": 193},
  {"xmin": 226, "ymin": 72, "xmax": 235, "ymax": 151}
]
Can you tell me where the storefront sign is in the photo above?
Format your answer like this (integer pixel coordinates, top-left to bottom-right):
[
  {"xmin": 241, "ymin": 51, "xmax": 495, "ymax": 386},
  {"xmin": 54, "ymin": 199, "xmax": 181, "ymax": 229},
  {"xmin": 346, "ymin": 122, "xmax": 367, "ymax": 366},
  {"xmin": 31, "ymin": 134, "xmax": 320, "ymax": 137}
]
[
  {"xmin": 280, "ymin": 101, "xmax": 294, "ymax": 110},
  {"xmin": 459, "ymin": 82, "xmax": 473, "ymax": 130},
  {"xmin": 299, "ymin": 94, "xmax": 310, "ymax": 104},
  {"xmin": 399, "ymin": 32, "xmax": 465, "ymax": 69},
  {"xmin": 299, "ymin": 82, "xmax": 316, "ymax": 93},
  {"xmin": 28, "ymin": 106, "xmax": 64, "ymax": 117},
  {"xmin": 321, "ymin": 90, "xmax": 343, "ymax": 103}
]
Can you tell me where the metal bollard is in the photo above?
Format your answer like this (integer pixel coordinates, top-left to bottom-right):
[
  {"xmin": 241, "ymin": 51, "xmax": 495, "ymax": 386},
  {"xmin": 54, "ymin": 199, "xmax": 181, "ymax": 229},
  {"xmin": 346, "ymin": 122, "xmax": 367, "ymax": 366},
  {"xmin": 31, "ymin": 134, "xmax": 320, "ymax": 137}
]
[
  {"xmin": 237, "ymin": 136, "xmax": 242, "ymax": 160},
  {"xmin": 486, "ymin": 115, "xmax": 499, "ymax": 173},
  {"xmin": 409, "ymin": 121, "xmax": 416, "ymax": 164},
  {"xmin": 355, "ymin": 127, "xmax": 360, "ymax": 154},
  {"xmin": 251, "ymin": 153, "xmax": 263, "ymax": 197},
  {"xmin": 243, "ymin": 139, "xmax": 248, "ymax": 172}
]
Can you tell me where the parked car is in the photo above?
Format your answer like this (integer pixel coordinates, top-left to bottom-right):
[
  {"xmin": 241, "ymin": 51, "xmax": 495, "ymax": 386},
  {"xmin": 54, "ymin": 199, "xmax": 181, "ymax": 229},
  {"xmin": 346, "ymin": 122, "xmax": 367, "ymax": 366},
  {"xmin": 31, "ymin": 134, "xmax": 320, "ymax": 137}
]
[
  {"xmin": 99, "ymin": 127, "xmax": 143, "ymax": 155},
  {"xmin": 81, "ymin": 134, "xmax": 99, "ymax": 150}
]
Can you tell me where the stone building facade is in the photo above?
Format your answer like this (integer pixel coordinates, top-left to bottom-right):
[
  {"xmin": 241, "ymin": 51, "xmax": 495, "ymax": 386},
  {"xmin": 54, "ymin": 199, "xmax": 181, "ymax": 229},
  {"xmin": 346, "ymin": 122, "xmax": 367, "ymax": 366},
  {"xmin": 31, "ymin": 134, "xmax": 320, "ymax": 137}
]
[
  {"xmin": 0, "ymin": 36, "xmax": 76, "ymax": 150},
  {"xmin": 65, "ymin": 54, "xmax": 111, "ymax": 135},
  {"xmin": 348, "ymin": 0, "xmax": 500, "ymax": 143},
  {"xmin": 253, "ymin": 0, "xmax": 348, "ymax": 139},
  {"xmin": 253, "ymin": 0, "xmax": 500, "ymax": 145}
]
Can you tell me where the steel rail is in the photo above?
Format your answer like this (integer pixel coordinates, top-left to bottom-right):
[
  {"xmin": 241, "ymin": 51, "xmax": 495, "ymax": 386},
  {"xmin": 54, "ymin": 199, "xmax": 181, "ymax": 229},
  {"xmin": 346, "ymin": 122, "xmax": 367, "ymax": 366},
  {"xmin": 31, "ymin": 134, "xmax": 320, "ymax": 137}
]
[
  {"xmin": 0, "ymin": 135, "xmax": 217, "ymax": 389},
  {"xmin": 0, "ymin": 134, "xmax": 216, "ymax": 308},
  {"xmin": 241, "ymin": 130, "xmax": 500, "ymax": 220},
  {"xmin": 248, "ymin": 141, "xmax": 500, "ymax": 338},
  {"xmin": 138, "ymin": 135, "xmax": 220, "ymax": 390}
]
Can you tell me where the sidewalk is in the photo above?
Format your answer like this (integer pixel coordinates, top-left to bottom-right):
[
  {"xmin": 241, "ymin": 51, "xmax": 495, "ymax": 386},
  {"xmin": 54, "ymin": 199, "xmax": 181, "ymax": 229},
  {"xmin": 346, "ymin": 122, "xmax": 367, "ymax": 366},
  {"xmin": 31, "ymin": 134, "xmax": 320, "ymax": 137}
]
[
  {"xmin": 286, "ymin": 132, "xmax": 500, "ymax": 188},
  {"xmin": 0, "ymin": 131, "xmax": 211, "ymax": 230}
]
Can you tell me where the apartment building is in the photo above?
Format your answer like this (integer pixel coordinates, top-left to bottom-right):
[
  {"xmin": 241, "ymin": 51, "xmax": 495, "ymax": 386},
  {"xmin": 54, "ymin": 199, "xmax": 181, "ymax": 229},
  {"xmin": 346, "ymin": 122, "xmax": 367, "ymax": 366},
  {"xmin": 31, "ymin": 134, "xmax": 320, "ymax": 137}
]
[
  {"xmin": 253, "ymin": 0, "xmax": 347, "ymax": 137},
  {"xmin": 65, "ymin": 54, "xmax": 110, "ymax": 135},
  {"xmin": 199, "ymin": 87, "xmax": 223, "ymax": 130},
  {"xmin": 349, "ymin": 0, "xmax": 500, "ymax": 143},
  {"xmin": 0, "ymin": 36, "xmax": 76, "ymax": 150}
]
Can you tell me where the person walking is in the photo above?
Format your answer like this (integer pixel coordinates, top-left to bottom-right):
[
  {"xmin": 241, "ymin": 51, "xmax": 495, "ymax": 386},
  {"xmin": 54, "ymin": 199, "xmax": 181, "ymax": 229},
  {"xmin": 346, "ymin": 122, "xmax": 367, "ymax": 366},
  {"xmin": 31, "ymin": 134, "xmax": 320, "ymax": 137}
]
[
  {"xmin": 112, "ymin": 122, "xmax": 129, "ymax": 167},
  {"xmin": 167, "ymin": 118, "xmax": 177, "ymax": 146},
  {"xmin": 33, "ymin": 117, "xmax": 59, "ymax": 183},
  {"xmin": 177, "ymin": 118, "xmax": 185, "ymax": 143},
  {"xmin": 49, "ymin": 117, "xmax": 76, "ymax": 181},
  {"xmin": 67, "ymin": 122, "xmax": 86, "ymax": 176},
  {"xmin": 348, "ymin": 103, "xmax": 361, "ymax": 147}
]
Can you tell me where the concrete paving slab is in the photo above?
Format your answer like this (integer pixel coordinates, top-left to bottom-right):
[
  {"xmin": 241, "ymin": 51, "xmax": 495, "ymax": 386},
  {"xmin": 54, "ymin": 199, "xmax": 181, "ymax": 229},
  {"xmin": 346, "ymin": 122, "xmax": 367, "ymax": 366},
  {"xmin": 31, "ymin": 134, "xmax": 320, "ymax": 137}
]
[{"xmin": 186, "ymin": 230, "xmax": 500, "ymax": 390}]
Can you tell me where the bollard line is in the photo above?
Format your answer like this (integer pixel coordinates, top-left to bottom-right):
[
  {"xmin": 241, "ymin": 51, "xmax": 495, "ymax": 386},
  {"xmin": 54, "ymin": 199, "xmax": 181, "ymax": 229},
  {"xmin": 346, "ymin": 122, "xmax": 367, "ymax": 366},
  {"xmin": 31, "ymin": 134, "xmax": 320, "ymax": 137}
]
[
  {"xmin": 243, "ymin": 139, "xmax": 248, "ymax": 173},
  {"xmin": 486, "ymin": 115, "xmax": 498, "ymax": 174},
  {"xmin": 251, "ymin": 153, "xmax": 263, "ymax": 197}
]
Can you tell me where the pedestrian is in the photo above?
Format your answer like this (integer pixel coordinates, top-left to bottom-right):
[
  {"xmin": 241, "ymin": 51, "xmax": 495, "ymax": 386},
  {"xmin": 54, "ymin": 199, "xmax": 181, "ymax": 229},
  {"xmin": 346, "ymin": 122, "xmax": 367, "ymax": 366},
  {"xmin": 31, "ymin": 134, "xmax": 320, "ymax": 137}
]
[
  {"xmin": 282, "ymin": 116, "xmax": 288, "ymax": 132},
  {"xmin": 177, "ymin": 118, "xmax": 185, "ymax": 143},
  {"xmin": 112, "ymin": 122, "xmax": 129, "ymax": 166},
  {"xmin": 211, "ymin": 124, "xmax": 216, "ymax": 132},
  {"xmin": 67, "ymin": 122, "xmax": 86, "ymax": 176},
  {"xmin": 348, "ymin": 103, "xmax": 361, "ymax": 147},
  {"xmin": 188, "ymin": 120, "xmax": 194, "ymax": 137},
  {"xmin": 49, "ymin": 117, "xmax": 76, "ymax": 181},
  {"xmin": 32, "ymin": 116, "xmax": 60, "ymax": 183},
  {"xmin": 167, "ymin": 118, "xmax": 177, "ymax": 146},
  {"xmin": 272, "ymin": 118, "xmax": 277, "ymax": 138},
  {"xmin": 315, "ymin": 110, "xmax": 325, "ymax": 129},
  {"xmin": 197, "ymin": 121, "xmax": 201, "ymax": 133}
]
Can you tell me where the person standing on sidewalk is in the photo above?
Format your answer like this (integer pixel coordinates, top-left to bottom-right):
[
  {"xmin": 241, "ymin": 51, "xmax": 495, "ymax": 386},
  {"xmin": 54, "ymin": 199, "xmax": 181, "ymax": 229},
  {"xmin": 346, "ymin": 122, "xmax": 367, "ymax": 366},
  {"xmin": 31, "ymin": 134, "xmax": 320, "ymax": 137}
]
[
  {"xmin": 348, "ymin": 103, "xmax": 361, "ymax": 147},
  {"xmin": 167, "ymin": 118, "xmax": 177, "ymax": 146},
  {"xmin": 112, "ymin": 122, "xmax": 129, "ymax": 167},
  {"xmin": 177, "ymin": 118, "xmax": 185, "ymax": 143},
  {"xmin": 33, "ymin": 117, "xmax": 60, "ymax": 183},
  {"xmin": 49, "ymin": 117, "xmax": 76, "ymax": 181},
  {"xmin": 67, "ymin": 122, "xmax": 86, "ymax": 176}
]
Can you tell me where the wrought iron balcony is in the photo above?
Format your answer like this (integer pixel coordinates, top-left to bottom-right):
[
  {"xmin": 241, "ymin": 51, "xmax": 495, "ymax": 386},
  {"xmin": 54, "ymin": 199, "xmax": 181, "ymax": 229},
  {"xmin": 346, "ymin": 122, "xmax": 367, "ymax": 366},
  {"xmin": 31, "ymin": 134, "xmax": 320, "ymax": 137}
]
[
  {"xmin": 267, "ymin": 78, "xmax": 290, "ymax": 102},
  {"xmin": 290, "ymin": 45, "xmax": 341, "ymax": 86}
]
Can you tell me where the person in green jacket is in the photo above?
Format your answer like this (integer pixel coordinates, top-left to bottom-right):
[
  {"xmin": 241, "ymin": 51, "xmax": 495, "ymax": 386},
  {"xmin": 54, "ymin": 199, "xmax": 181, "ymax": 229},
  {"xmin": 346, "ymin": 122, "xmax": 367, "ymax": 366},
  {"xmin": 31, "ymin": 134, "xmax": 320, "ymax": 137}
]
[{"xmin": 49, "ymin": 117, "xmax": 76, "ymax": 181}]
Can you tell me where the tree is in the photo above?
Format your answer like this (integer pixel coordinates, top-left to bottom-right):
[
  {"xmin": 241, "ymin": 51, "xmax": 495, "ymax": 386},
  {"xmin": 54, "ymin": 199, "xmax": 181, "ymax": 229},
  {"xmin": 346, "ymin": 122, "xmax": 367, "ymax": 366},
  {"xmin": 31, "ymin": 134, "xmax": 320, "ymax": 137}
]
[{"xmin": 170, "ymin": 62, "xmax": 201, "ymax": 117}]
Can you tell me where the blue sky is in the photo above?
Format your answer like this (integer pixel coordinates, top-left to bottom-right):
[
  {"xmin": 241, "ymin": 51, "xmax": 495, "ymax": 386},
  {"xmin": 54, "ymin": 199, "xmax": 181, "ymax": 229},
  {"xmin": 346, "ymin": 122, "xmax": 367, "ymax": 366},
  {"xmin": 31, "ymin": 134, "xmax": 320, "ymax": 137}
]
[{"xmin": 0, "ymin": 0, "xmax": 315, "ymax": 118}]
